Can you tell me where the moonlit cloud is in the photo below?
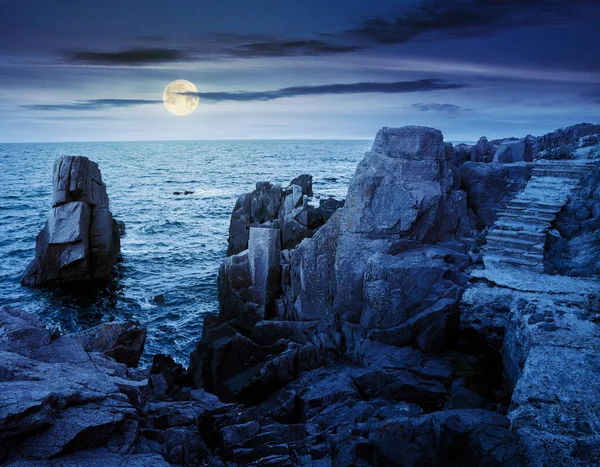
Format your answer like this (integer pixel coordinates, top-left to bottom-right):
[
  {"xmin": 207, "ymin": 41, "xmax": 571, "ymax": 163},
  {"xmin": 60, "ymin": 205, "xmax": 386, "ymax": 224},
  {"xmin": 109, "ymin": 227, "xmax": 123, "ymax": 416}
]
[
  {"xmin": 409, "ymin": 103, "xmax": 469, "ymax": 113},
  {"xmin": 184, "ymin": 79, "xmax": 468, "ymax": 102},
  {"xmin": 23, "ymin": 99, "xmax": 162, "ymax": 111}
]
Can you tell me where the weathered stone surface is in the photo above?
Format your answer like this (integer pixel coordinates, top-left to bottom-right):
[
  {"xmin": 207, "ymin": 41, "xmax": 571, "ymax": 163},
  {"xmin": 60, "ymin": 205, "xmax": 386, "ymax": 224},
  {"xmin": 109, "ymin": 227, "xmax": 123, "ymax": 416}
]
[
  {"xmin": 289, "ymin": 174, "xmax": 313, "ymax": 197},
  {"xmin": 282, "ymin": 209, "xmax": 341, "ymax": 322},
  {"xmin": 0, "ymin": 306, "xmax": 231, "ymax": 466},
  {"xmin": 226, "ymin": 182, "xmax": 283, "ymax": 256},
  {"xmin": 296, "ymin": 126, "xmax": 474, "ymax": 319},
  {"xmin": 460, "ymin": 161, "xmax": 533, "ymax": 227},
  {"xmin": 22, "ymin": 156, "xmax": 120, "ymax": 286},
  {"xmin": 74, "ymin": 322, "xmax": 146, "ymax": 367},
  {"xmin": 361, "ymin": 247, "xmax": 466, "ymax": 352},
  {"xmin": 52, "ymin": 156, "xmax": 108, "ymax": 208},
  {"xmin": 493, "ymin": 140, "xmax": 526, "ymax": 163},
  {"xmin": 248, "ymin": 227, "xmax": 281, "ymax": 317}
]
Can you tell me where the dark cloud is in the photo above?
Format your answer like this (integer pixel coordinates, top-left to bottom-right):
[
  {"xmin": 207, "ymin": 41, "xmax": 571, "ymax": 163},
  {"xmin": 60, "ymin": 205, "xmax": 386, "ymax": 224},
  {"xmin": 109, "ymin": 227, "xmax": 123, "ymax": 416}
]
[
  {"xmin": 346, "ymin": 0, "xmax": 600, "ymax": 45},
  {"xmin": 409, "ymin": 103, "xmax": 469, "ymax": 113},
  {"xmin": 180, "ymin": 79, "xmax": 467, "ymax": 102},
  {"xmin": 58, "ymin": 0, "xmax": 599, "ymax": 66},
  {"xmin": 229, "ymin": 38, "xmax": 362, "ymax": 57},
  {"xmin": 65, "ymin": 48, "xmax": 188, "ymax": 65},
  {"xmin": 23, "ymin": 99, "xmax": 161, "ymax": 111}
]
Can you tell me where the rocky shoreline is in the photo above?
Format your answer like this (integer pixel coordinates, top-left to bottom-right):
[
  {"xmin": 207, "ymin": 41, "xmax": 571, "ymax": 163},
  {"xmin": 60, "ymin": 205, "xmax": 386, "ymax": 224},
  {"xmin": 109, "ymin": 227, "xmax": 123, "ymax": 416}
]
[{"xmin": 2, "ymin": 123, "xmax": 600, "ymax": 466}]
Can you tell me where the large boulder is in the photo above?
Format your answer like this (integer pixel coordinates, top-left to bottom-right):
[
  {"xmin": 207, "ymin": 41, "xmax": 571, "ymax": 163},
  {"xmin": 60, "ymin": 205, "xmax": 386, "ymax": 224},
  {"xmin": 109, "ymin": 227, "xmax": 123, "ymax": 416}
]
[
  {"xmin": 22, "ymin": 156, "xmax": 120, "ymax": 286},
  {"xmin": 361, "ymin": 246, "xmax": 468, "ymax": 352},
  {"xmin": 294, "ymin": 126, "xmax": 473, "ymax": 320},
  {"xmin": 73, "ymin": 322, "xmax": 147, "ymax": 367},
  {"xmin": 460, "ymin": 161, "xmax": 533, "ymax": 228}
]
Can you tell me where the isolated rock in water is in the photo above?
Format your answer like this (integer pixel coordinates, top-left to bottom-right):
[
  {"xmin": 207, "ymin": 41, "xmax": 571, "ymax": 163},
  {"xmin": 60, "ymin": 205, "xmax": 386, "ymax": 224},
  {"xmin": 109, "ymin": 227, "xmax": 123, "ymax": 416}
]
[
  {"xmin": 74, "ymin": 322, "xmax": 147, "ymax": 367},
  {"xmin": 116, "ymin": 219, "xmax": 126, "ymax": 236},
  {"xmin": 22, "ymin": 156, "xmax": 120, "ymax": 286}
]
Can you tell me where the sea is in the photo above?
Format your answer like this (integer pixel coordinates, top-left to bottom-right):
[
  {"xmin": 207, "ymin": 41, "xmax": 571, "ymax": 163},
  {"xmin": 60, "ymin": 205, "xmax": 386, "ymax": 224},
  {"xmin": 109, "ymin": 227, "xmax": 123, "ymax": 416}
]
[{"xmin": 0, "ymin": 140, "xmax": 370, "ymax": 364}]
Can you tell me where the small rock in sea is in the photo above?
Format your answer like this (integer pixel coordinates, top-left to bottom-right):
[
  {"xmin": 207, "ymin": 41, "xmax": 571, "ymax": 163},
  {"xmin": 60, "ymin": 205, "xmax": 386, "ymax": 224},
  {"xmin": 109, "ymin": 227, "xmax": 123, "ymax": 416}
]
[
  {"xmin": 21, "ymin": 155, "xmax": 121, "ymax": 286},
  {"xmin": 153, "ymin": 294, "xmax": 165, "ymax": 304},
  {"xmin": 117, "ymin": 220, "xmax": 126, "ymax": 237},
  {"xmin": 173, "ymin": 191, "xmax": 182, "ymax": 195},
  {"xmin": 184, "ymin": 190, "xmax": 194, "ymax": 195}
]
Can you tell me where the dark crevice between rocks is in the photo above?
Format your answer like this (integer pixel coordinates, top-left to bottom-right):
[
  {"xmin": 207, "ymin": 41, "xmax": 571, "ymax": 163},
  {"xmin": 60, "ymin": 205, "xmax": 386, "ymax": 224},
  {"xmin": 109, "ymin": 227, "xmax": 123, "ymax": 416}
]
[{"xmin": 454, "ymin": 329, "xmax": 513, "ymax": 414}]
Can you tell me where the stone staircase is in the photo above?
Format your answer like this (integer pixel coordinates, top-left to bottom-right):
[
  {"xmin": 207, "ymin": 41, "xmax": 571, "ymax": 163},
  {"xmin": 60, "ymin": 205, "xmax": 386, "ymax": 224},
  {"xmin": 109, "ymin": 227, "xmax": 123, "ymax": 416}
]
[{"xmin": 483, "ymin": 159, "xmax": 598, "ymax": 271}]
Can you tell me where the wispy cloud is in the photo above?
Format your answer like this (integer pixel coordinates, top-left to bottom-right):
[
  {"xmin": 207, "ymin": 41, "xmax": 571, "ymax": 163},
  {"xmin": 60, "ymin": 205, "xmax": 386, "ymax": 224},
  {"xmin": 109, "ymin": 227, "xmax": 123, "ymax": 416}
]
[
  {"xmin": 23, "ymin": 99, "xmax": 161, "ymax": 111},
  {"xmin": 20, "ymin": 79, "xmax": 467, "ymax": 111},
  {"xmin": 409, "ymin": 103, "xmax": 470, "ymax": 113},
  {"xmin": 64, "ymin": 49, "xmax": 189, "ymax": 66},
  {"xmin": 184, "ymin": 79, "xmax": 468, "ymax": 102}
]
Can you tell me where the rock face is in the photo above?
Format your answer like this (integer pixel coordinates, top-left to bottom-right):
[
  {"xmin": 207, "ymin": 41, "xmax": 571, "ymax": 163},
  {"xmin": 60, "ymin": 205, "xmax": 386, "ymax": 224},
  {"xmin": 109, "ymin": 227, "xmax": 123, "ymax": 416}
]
[
  {"xmin": 288, "ymin": 126, "xmax": 474, "ymax": 327},
  {"xmin": 22, "ymin": 156, "xmax": 121, "ymax": 286},
  {"xmin": 460, "ymin": 162, "xmax": 533, "ymax": 228}
]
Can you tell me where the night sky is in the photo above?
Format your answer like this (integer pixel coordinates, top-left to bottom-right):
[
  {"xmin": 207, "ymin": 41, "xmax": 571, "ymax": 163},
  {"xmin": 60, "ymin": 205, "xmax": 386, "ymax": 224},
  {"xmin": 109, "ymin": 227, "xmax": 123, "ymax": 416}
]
[{"xmin": 1, "ymin": 0, "xmax": 599, "ymax": 142}]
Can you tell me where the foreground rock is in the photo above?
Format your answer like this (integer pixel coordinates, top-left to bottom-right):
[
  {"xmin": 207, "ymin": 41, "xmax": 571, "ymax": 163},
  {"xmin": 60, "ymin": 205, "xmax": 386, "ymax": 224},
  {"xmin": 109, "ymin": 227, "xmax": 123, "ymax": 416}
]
[
  {"xmin": 22, "ymin": 156, "xmax": 121, "ymax": 286},
  {"xmin": 0, "ymin": 306, "xmax": 229, "ymax": 466}
]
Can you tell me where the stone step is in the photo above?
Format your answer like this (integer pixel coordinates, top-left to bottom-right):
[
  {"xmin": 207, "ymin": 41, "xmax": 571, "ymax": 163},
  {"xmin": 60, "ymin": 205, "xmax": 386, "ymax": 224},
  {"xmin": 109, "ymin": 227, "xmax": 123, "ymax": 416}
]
[
  {"xmin": 512, "ymin": 195, "xmax": 570, "ymax": 207},
  {"xmin": 535, "ymin": 161, "xmax": 598, "ymax": 169},
  {"xmin": 526, "ymin": 181, "xmax": 578, "ymax": 190},
  {"xmin": 486, "ymin": 238, "xmax": 545, "ymax": 254},
  {"xmin": 494, "ymin": 219, "xmax": 551, "ymax": 231},
  {"xmin": 487, "ymin": 229, "xmax": 546, "ymax": 242},
  {"xmin": 498, "ymin": 212, "xmax": 555, "ymax": 223},
  {"xmin": 484, "ymin": 246, "xmax": 544, "ymax": 261},
  {"xmin": 535, "ymin": 160, "xmax": 597, "ymax": 166},
  {"xmin": 531, "ymin": 169, "xmax": 591, "ymax": 178},
  {"xmin": 484, "ymin": 254, "xmax": 544, "ymax": 270},
  {"xmin": 505, "ymin": 204, "xmax": 562, "ymax": 215},
  {"xmin": 508, "ymin": 199, "xmax": 564, "ymax": 211}
]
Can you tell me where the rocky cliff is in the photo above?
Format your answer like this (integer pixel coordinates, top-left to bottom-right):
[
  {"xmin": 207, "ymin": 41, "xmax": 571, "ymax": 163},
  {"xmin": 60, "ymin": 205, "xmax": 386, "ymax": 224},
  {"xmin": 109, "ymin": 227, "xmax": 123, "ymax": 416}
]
[
  {"xmin": 22, "ymin": 156, "xmax": 121, "ymax": 286},
  {"xmin": 4, "ymin": 123, "xmax": 600, "ymax": 466}
]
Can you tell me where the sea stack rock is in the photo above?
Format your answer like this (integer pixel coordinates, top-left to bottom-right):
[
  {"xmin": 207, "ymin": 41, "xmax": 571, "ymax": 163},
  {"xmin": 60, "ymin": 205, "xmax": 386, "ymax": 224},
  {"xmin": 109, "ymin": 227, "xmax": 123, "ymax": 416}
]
[{"xmin": 22, "ymin": 156, "xmax": 121, "ymax": 286}]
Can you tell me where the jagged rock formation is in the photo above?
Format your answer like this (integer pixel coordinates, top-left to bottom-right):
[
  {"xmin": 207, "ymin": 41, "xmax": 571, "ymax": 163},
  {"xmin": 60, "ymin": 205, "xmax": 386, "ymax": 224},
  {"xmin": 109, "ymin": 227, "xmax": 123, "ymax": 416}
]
[
  {"xmin": 6, "ymin": 122, "xmax": 600, "ymax": 466},
  {"xmin": 483, "ymin": 160, "xmax": 599, "ymax": 271},
  {"xmin": 22, "ymin": 156, "xmax": 121, "ymax": 286},
  {"xmin": 188, "ymin": 126, "xmax": 523, "ymax": 465}
]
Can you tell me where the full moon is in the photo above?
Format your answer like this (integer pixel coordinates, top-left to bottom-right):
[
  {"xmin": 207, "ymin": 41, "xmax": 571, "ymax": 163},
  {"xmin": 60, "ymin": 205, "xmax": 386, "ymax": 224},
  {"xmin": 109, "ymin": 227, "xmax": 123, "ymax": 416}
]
[{"xmin": 163, "ymin": 80, "xmax": 199, "ymax": 116}]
